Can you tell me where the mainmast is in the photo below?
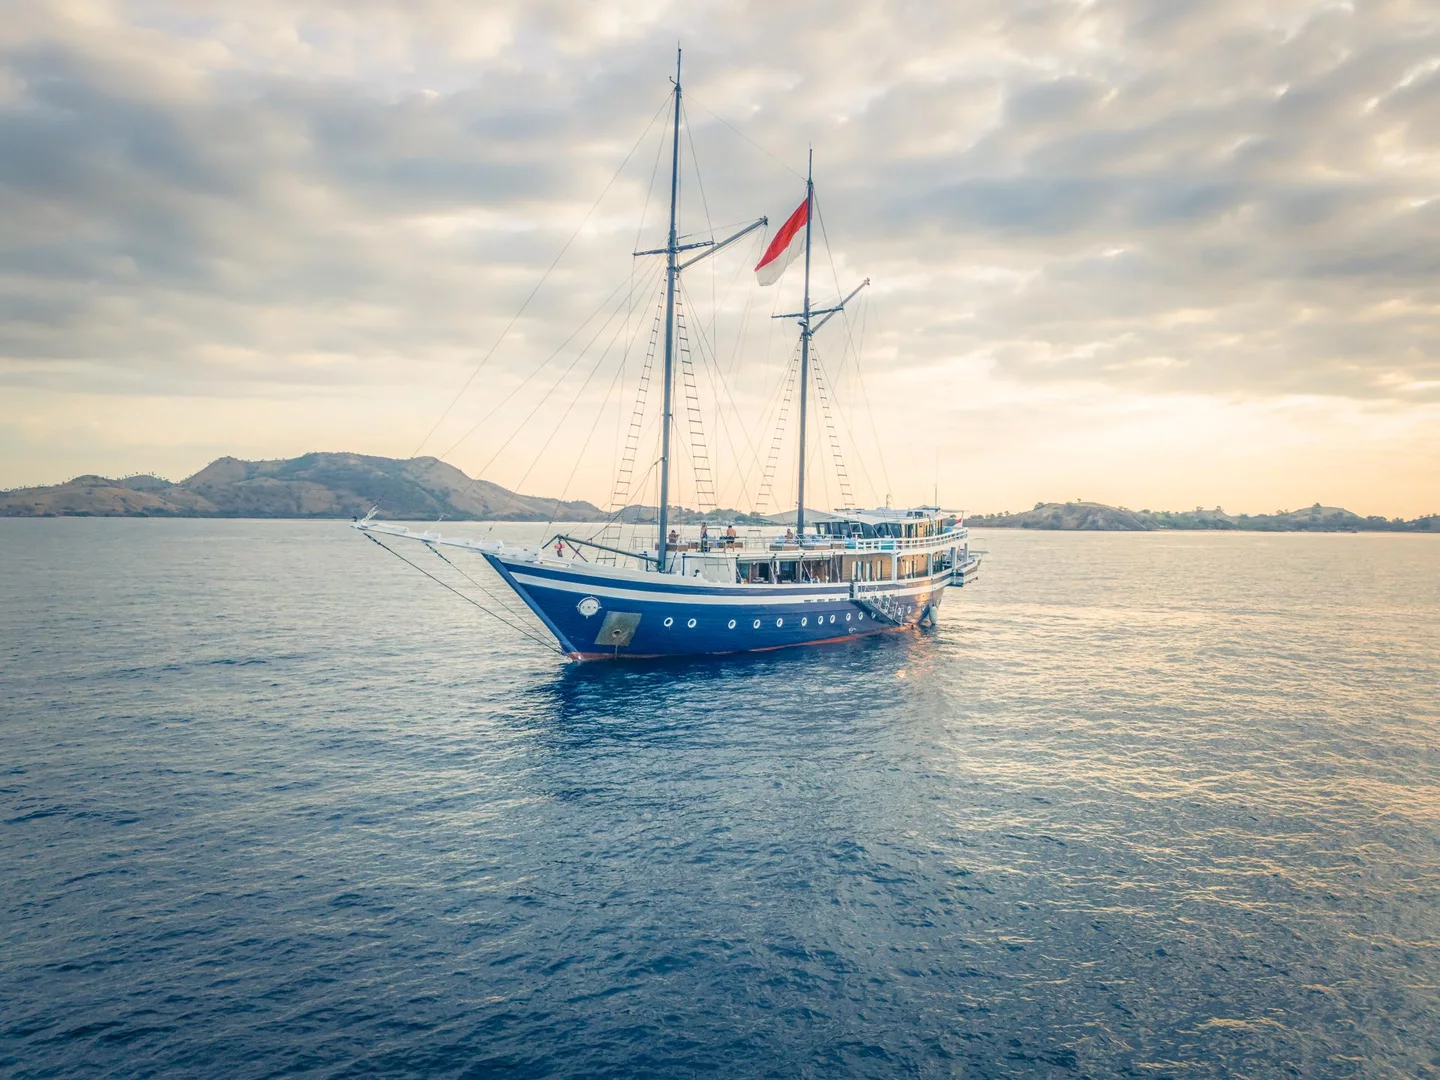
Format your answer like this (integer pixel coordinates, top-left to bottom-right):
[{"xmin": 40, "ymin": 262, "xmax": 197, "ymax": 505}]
[
  {"xmin": 795, "ymin": 150, "xmax": 814, "ymax": 537},
  {"xmin": 655, "ymin": 49, "xmax": 682, "ymax": 572},
  {"xmin": 773, "ymin": 159, "xmax": 868, "ymax": 533}
]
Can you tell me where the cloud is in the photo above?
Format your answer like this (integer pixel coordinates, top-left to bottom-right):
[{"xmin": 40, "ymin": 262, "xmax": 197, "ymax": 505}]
[{"xmin": 1, "ymin": 0, "xmax": 1437, "ymax": 513}]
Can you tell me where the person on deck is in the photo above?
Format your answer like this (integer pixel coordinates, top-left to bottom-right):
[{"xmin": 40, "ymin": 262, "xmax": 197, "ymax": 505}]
[
  {"xmin": 725, "ymin": 524, "xmax": 737, "ymax": 548},
  {"xmin": 700, "ymin": 523, "xmax": 710, "ymax": 552},
  {"xmin": 784, "ymin": 528, "xmax": 795, "ymax": 544},
  {"xmin": 667, "ymin": 528, "xmax": 679, "ymax": 551},
  {"xmin": 554, "ymin": 539, "xmax": 564, "ymax": 558}
]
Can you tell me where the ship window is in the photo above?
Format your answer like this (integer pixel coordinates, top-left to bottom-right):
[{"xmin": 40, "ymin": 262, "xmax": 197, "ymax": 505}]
[
  {"xmin": 859, "ymin": 612, "xmax": 865, "ymax": 620},
  {"xmin": 829, "ymin": 614, "xmax": 836, "ymax": 623},
  {"xmin": 728, "ymin": 619, "xmax": 736, "ymax": 629},
  {"xmin": 776, "ymin": 618, "xmax": 783, "ymax": 627},
  {"xmin": 687, "ymin": 618, "xmax": 697, "ymax": 628},
  {"xmin": 664, "ymin": 617, "xmax": 674, "ymax": 627},
  {"xmin": 801, "ymin": 617, "xmax": 808, "ymax": 626},
  {"xmin": 846, "ymin": 612, "xmax": 852, "ymax": 622},
  {"xmin": 752, "ymin": 619, "xmax": 761, "ymax": 629}
]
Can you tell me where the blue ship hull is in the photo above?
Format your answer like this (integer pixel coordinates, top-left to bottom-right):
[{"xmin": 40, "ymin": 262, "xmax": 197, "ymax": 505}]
[{"xmin": 484, "ymin": 553, "xmax": 951, "ymax": 660}]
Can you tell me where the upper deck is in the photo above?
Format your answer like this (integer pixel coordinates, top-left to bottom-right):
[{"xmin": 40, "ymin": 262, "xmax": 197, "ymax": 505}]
[
  {"xmin": 663, "ymin": 507, "xmax": 966, "ymax": 557},
  {"xmin": 659, "ymin": 507, "xmax": 969, "ymax": 584}
]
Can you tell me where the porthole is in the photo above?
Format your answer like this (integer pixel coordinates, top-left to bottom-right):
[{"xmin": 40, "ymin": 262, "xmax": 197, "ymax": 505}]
[
  {"xmin": 663, "ymin": 617, "xmax": 674, "ymax": 627},
  {"xmin": 728, "ymin": 619, "xmax": 737, "ymax": 629},
  {"xmin": 829, "ymin": 614, "xmax": 836, "ymax": 623},
  {"xmin": 859, "ymin": 612, "xmax": 866, "ymax": 621},
  {"xmin": 687, "ymin": 618, "xmax": 697, "ymax": 629},
  {"xmin": 753, "ymin": 619, "xmax": 761, "ymax": 629},
  {"xmin": 801, "ymin": 617, "xmax": 808, "ymax": 627},
  {"xmin": 776, "ymin": 618, "xmax": 784, "ymax": 627},
  {"xmin": 846, "ymin": 612, "xmax": 852, "ymax": 622}
]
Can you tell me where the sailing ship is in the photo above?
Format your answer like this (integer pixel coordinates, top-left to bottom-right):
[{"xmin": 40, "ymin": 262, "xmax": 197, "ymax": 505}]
[{"xmin": 356, "ymin": 52, "xmax": 982, "ymax": 660}]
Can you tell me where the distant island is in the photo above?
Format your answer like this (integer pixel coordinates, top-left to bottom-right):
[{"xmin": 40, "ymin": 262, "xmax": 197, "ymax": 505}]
[
  {"xmin": 0, "ymin": 452, "xmax": 770, "ymax": 524},
  {"xmin": 2, "ymin": 456, "xmax": 1434, "ymax": 531},
  {"xmin": 969, "ymin": 501, "xmax": 1438, "ymax": 532}
]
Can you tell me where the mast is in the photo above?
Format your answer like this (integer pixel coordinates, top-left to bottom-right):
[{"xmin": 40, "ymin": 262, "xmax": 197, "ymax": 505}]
[
  {"xmin": 795, "ymin": 149, "xmax": 814, "ymax": 537},
  {"xmin": 655, "ymin": 48, "xmax": 682, "ymax": 571}
]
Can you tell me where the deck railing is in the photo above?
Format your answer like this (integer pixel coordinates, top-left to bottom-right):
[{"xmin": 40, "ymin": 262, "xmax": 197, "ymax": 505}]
[
  {"xmin": 768, "ymin": 526, "xmax": 967, "ymax": 554},
  {"xmin": 662, "ymin": 526, "xmax": 968, "ymax": 557}
]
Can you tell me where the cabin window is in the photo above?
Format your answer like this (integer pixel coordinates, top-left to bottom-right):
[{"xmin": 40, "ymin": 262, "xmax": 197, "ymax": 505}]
[{"xmin": 897, "ymin": 554, "xmax": 932, "ymax": 579}]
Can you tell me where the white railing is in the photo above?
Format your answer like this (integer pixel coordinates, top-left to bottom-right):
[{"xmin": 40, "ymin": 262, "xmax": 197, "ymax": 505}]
[
  {"xmin": 659, "ymin": 526, "xmax": 969, "ymax": 557},
  {"xmin": 770, "ymin": 526, "xmax": 967, "ymax": 554}
]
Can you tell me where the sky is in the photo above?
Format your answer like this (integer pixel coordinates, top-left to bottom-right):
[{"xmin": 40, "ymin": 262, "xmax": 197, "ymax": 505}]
[{"xmin": 2, "ymin": 0, "xmax": 1439, "ymax": 517}]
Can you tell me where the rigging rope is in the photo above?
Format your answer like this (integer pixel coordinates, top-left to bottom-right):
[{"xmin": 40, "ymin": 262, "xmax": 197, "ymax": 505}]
[
  {"xmin": 686, "ymin": 93, "xmax": 807, "ymax": 181},
  {"xmin": 810, "ymin": 348, "xmax": 856, "ymax": 508},
  {"xmin": 408, "ymin": 91, "xmax": 674, "ymax": 462},
  {"xmin": 813, "ymin": 193, "xmax": 893, "ymax": 503},
  {"xmin": 439, "ymin": 261, "xmax": 661, "ymax": 465},
  {"xmin": 607, "ymin": 282, "xmax": 665, "ymax": 515},
  {"xmin": 729, "ymin": 334, "xmax": 802, "ymax": 515},
  {"xmin": 676, "ymin": 274, "xmax": 767, "ymax": 513},
  {"xmin": 540, "ymin": 303, "xmax": 649, "ymax": 537},
  {"xmin": 754, "ymin": 345, "xmax": 800, "ymax": 514},
  {"xmin": 363, "ymin": 533, "xmax": 563, "ymax": 656},
  {"xmin": 425, "ymin": 542, "xmax": 529, "ymax": 622},
  {"xmin": 482, "ymin": 261, "xmax": 663, "ymax": 524},
  {"xmin": 675, "ymin": 291, "xmax": 716, "ymax": 513}
]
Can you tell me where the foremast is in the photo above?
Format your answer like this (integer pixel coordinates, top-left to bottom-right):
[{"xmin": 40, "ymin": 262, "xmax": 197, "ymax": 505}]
[
  {"xmin": 655, "ymin": 49, "xmax": 682, "ymax": 574},
  {"xmin": 640, "ymin": 48, "xmax": 766, "ymax": 572}
]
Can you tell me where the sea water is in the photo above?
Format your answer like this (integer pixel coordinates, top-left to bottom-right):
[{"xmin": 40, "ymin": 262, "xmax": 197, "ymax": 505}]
[{"xmin": 2, "ymin": 520, "xmax": 1437, "ymax": 1078}]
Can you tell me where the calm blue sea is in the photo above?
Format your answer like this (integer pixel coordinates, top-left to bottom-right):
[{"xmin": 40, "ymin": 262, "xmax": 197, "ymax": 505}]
[{"xmin": 2, "ymin": 520, "xmax": 1438, "ymax": 1078}]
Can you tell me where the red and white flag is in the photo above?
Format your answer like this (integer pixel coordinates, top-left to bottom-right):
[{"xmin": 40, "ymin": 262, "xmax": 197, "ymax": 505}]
[{"xmin": 754, "ymin": 197, "xmax": 809, "ymax": 286}]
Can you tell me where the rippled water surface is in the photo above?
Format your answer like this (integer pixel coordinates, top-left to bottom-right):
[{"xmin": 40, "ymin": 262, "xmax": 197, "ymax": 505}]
[{"xmin": 2, "ymin": 520, "xmax": 1438, "ymax": 1078}]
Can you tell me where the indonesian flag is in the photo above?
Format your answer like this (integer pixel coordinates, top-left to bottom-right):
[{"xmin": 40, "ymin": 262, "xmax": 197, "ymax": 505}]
[{"xmin": 754, "ymin": 196, "xmax": 809, "ymax": 286}]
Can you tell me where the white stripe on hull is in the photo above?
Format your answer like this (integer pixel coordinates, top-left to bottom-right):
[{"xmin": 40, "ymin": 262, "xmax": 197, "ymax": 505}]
[{"xmin": 507, "ymin": 569, "xmax": 950, "ymax": 607}]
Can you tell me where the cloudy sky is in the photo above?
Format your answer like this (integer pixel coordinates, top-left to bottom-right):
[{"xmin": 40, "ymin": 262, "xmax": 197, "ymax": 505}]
[{"xmin": 3, "ymin": 0, "xmax": 1439, "ymax": 516}]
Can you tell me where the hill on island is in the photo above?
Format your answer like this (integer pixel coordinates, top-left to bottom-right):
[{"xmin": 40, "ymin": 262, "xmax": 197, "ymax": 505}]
[
  {"xmin": 0, "ymin": 453, "xmax": 608, "ymax": 521},
  {"xmin": 0, "ymin": 453, "xmax": 770, "ymax": 523},
  {"xmin": 969, "ymin": 501, "xmax": 1438, "ymax": 532},
  {"xmin": 5, "ymin": 463, "xmax": 1434, "ymax": 530}
]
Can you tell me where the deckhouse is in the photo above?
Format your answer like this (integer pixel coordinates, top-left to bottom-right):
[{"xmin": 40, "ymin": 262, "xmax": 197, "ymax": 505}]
[{"xmin": 663, "ymin": 509, "xmax": 970, "ymax": 587}]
